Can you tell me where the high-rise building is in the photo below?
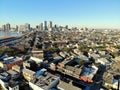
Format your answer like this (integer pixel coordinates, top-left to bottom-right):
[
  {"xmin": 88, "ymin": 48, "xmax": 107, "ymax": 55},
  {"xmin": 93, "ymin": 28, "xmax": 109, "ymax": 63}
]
[
  {"xmin": 19, "ymin": 25, "xmax": 25, "ymax": 32},
  {"xmin": 6, "ymin": 23, "xmax": 11, "ymax": 31},
  {"xmin": 43, "ymin": 21, "xmax": 47, "ymax": 30},
  {"xmin": 48, "ymin": 21, "xmax": 52, "ymax": 29},
  {"xmin": 38, "ymin": 23, "xmax": 43, "ymax": 30},
  {"xmin": 48, "ymin": 21, "xmax": 52, "ymax": 31},
  {"xmin": 41, "ymin": 23, "xmax": 43, "ymax": 30},
  {"xmin": 16, "ymin": 25, "xmax": 18, "ymax": 31},
  {"xmin": 2, "ymin": 25, "xmax": 6, "ymax": 31},
  {"xmin": 25, "ymin": 23, "xmax": 30, "ymax": 31},
  {"xmin": 54, "ymin": 24, "xmax": 57, "ymax": 28},
  {"xmin": 65, "ymin": 25, "xmax": 68, "ymax": 29}
]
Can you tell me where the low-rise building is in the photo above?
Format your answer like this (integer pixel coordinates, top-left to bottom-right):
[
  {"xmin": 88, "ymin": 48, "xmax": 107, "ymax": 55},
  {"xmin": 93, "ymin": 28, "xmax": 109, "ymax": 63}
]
[
  {"xmin": 8, "ymin": 81, "xmax": 19, "ymax": 90},
  {"xmin": 97, "ymin": 58, "xmax": 111, "ymax": 66},
  {"xmin": 12, "ymin": 65, "xmax": 22, "ymax": 73},
  {"xmin": 59, "ymin": 52, "xmax": 68, "ymax": 58},
  {"xmin": 0, "ymin": 57, "xmax": 23, "ymax": 70},
  {"xmin": 0, "ymin": 72, "xmax": 10, "ymax": 81},
  {"xmin": 0, "ymin": 72, "xmax": 19, "ymax": 90},
  {"xmin": 22, "ymin": 68, "xmax": 36, "ymax": 81},
  {"xmin": 31, "ymin": 50, "xmax": 44, "ymax": 59},
  {"xmin": 63, "ymin": 65, "xmax": 82, "ymax": 79},
  {"xmin": 103, "ymin": 72, "xmax": 120, "ymax": 90},
  {"xmin": 79, "ymin": 65, "xmax": 98, "ymax": 83},
  {"xmin": 7, "ymin": 70, "xmax": 20, "ymax": 79},
  {"xmin": 29, "ymin": 72, "xmax": 60, "ymax": 90},
  {"xmin": 0, "ymin": 79, "xmax": 8, "ymax": 90},
  {"xmin": 29, "ymin": 57, "xmax": 43, "ymax": 64}
]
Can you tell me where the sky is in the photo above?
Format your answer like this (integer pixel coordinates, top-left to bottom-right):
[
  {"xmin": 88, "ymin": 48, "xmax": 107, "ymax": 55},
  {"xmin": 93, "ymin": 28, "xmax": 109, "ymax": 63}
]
[{"xmin": 0, "ymin": 0, "xmax": 120, "ymax": 29}]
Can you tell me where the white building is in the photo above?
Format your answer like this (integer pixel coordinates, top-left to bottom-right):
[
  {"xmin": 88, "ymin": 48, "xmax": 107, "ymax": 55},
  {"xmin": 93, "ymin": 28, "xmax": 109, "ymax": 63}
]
[
  {"xmin": 30, "ymin": 57, "xmax": 43, "ymax": 63},
  {"xmin": 48, "ymin": 21, "xmax": 52, "ymax": 31}
]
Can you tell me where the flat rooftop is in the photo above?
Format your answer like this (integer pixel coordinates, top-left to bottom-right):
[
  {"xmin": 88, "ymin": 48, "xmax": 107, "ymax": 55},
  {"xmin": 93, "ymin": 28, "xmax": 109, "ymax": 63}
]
[
  {"xmin": 7, "ymin": 69, "xmax": 18, "ymax": 75},
  {"xmin": 1, "ymin": 72, "xmax": 9, "ymax": 77},
  {"xmin": 80, "ymin": 65, "xmax": 98, "ymax": 79},
  {"xmin": 2, "ymin": 57, "xmax": 22, "ymax": 65},
  {"xmin": 9, "ymin": 81, "xmax": 19, "ymax": 88},
  {"xmin": 23, "ymin": 68, "xmax": 35, "ymax": 75},
  {"xmin": 31, "ymin": 72, "xmax": 59, "ymax": 89}
]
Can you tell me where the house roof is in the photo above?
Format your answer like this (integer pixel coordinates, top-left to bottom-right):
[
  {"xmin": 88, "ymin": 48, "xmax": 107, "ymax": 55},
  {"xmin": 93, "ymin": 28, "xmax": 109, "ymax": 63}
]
[{"xmin": 7, "ymin": 70, "xmax": 18, "ymax": 75}]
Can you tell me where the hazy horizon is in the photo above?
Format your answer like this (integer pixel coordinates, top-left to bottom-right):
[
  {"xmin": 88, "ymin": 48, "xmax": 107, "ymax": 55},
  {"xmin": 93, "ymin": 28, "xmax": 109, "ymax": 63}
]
[{"xmin": 0, "ymin": 0, "xmax": 120, "ymax": 29}]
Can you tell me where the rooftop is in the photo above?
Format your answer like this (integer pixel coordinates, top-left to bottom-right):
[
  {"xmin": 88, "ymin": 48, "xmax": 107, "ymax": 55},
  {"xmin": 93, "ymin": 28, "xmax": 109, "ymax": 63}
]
[
  {"xmin": 7, "ymin": 69, "xmax": 18, "ymax": 75},
  {"xmin": 31, "ymin": 50, "xmax": 43, "ymax": 53},
  {"xmin": 9, "ymin": 80, "xmax": 19, "ymax": 88},
  {"xmin": 0, "ymin": 72, "xmax": 10, "ymax": 81},
  {"xmin": 2, "ymin": 57, "xmax": 22, "ymax": 65},
  {"xmin": 64, "ymin": 65, "xmax": 82, "ymax": 77},
  {"xmin": 80, "ymin": 65, "xmax": 98, "ymax": 80},
  {"xmin": 31, "ymin": 72, "xmax": 59, "ymax": 89},
  {"xmin": 23, "ymin": 68, "xmax": 35, "ymax": 76},
  {"xmin": 12, "ymin": 65, "xmax": 21, "ymax": 70},
  {"xmin": 30, "ymin": 57, "xmax": 43, "ymax": 63},
  {"xmin": 103, "ymin": 72, "xmax": 113, "ymax": 84},
  {"xmin": 65, "ymin": 65, "xmax": 82, "ymax": 75},
  {"xmin": 1, "ymin": 72, "xmax": 9, "ymax": 77}
]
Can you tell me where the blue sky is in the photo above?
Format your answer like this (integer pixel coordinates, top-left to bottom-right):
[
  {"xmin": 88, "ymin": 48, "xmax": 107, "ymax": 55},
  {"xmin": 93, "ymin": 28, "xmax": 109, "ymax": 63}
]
[{"xmin": 0, "ymin": 0, "xmax": 120, "ymax": 29}]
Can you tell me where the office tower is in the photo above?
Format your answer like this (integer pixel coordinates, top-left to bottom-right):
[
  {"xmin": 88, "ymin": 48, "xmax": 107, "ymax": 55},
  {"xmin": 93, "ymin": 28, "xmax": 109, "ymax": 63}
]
[
  {"xmin": 6, "ymin": 23, "xmax": 11, "ymax": 31},
  {"xmin": 2, "ymin": 25, "xmax": 6, "ymax": 31},
  {"xmin": 38, "ymin": 23, "xmax": 43, "ymax": 30},
  {"xmin": 16, "ymin": 25, "xmax": 18, "ymax": 31},
  {"xmin": 48, "ymin": 21, "xmax": 52, "ymax": 31},
  {"xmin": 25, "ymin": 23, "xmax": 30, "ymax": 31},
  {"xmin": 41, "ymin": 23, "xmax": 43, "ymax": 30},
  {"xmin": 54, "ymin": 24, "xmax": 57, "ymax": 28},
  {"xmin": 65, "ymin": 25, "xmax": 68, "ymax": 29},
  {"xmin": 48, "ymin": 21, "xmax": 52, "ymax": 29},
  {"xmin": 43, "ymin": 21, "xmax": 47, "ymax": 30},
  {"xmin": 19, "ymin": 25, "xmax": 25, "ymax": 31}
]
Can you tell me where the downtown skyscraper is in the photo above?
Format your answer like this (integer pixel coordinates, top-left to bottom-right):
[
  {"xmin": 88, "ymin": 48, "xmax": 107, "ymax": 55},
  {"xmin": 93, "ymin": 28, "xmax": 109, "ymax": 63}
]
[
  {"xmin": 2, "ymin": 23, "xmax": 11, "ymax": 31},
  {"xmin": 43, "ymin": 21, "xmax": 47, "ymax": 30},
  {"xmin": 48, "ymin": 21, "xmax": 52, "ymax": 31}
]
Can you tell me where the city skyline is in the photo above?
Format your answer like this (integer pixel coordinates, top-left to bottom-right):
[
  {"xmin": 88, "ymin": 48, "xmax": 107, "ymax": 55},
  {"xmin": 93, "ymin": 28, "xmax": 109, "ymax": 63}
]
[{"xmin": 0, "ymin": 0, "xmax": 120, "ymax": 29}]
